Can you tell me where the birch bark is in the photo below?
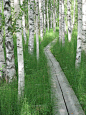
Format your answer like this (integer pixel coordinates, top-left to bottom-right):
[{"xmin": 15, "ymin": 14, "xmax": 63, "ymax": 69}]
[
  {"xmin": 82, "ymin": 0, "xmax": 86, "ymax": 44},
  {"xmin": 67, "ymin": 0, "xmax": 72, "ymax": 41},
  {"xmin": 47, "ymin": 0, "xmax": 49, "ymax": 31},
  {"xmin": 14, "ymin": 0, "xmax": 25, "ymax": 99},
  {"xmin": 53, "ymin": 0, "xmax": 56, "ymax": 32},
  {"xmin": 75, "ymin": 0, "xmax": 82, "ymax": 68},
  {"xmin": 59, "ymin": 0, "xmax": 62, "ymax": 42},
  {"xmin": 62, "ymin": 0, "xmax": 65, "ymax": 44},
  {"xmin": 50, "ymin": 1, "xmax": 53, "ymax": 28},
  {"xmin": 0, "ymin": 2, "xmax": 6, "ymax": 80},
  {"xmin": 28, "ymin": 0, "xmax": 34, "ymax": 54},
  {"xmin": 39, "ymin": 0, "xmax": 43, "ymax": 39},
  {"xmin": 20, "ymin": 0, "xmax": 27, "ymax": 44},
  {"xmin": 4, "ymin": 0, "xmax": 16, "ymax": 82},
  {"xmin": 35, "ymin": 0, "xmax": 39, "ymax": 60},
  {"xmin": 43, "ymin": 0, "xmax": 46, "ymax": 34}
]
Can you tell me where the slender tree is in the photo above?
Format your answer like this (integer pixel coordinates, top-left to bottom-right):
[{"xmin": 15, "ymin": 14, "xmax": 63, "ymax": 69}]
[
  {"xmin": 67, "ymin": 0, "xmax": 72, "ymax": 41},
  {"xmin": 75, "ymin": 0, "xmax": 82, "ymax": 68},
  {"xmin": 4, "ymin": 0, "xmax": 16, "ymax": 83},
  {"xmin": 59, "ymin": 0, "xmax": 62, "ymax": 42},
  {"xmin": 39, "ymin": 0, "xmax": 43, "ymax": 39},
  {"xmin": 72, "ymin": 0, "xmax": 76, "ymax": 30},
  {"xmin": 0, "ymin": 2, "xmax": 6, "ymax": 80},
  {"xmin": 53, "ymin": 0, "xmax": 56, "ymax": 32},
  {"xmin": 47, "ymin": 0, "xmax": 49, "ymax": 31},
  {"xmin": 50, "ymin": 1, "xmax": 53, "ymax": 28},
  {"xmin": 43, "ymin": 0, "xmax": 46, "ymax": 34},
  {"xmin": 28, "ymin": 0, "xmax": 34, "ymax": 54},
  {"xmin": 20, "ymin": 0, "xmax": 27, "ymax": 44},
  {"xmin": 14, "ymin": 0, "xmax": 25, "ymax": 99},
  {"xmin": 62, "ymin": 0, "xmax": 65, "ymax": 44},
  {"xmin": 82, "ymin": 0, "xmax": 86, "ymax": 45},
  {"xmin": 35, "ymin": 0, "xmax": 39, "ymax": 60}
]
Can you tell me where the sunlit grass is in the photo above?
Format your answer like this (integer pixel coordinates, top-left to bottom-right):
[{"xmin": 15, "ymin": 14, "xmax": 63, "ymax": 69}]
[
  {"xmin": 0, "ymin": 28, "xmax": 58, "ymax": 115},
  {"xmin": 51, "ymin": 28, "xmax": 86, "ymax": 114}
]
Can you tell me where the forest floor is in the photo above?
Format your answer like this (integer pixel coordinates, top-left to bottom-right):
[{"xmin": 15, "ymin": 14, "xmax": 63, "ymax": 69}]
[{"xmin": 44, "ymin": 39, "xmax": 85, "ymax": 115}]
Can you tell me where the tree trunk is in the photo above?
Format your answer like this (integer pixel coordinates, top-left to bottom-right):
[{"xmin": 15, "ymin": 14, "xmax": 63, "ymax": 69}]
[
  {"xmin": 4, "ymin": 0, "xmax": 16, "ymax": 83},
  {"xmin": 0, "ymin": 2, "xmax": 6, "ymax": 81},
  {"xmin": 35, "ymin": 0, "xmax": 39, "ymax": 60},
  {"xmin": 62, "ymin": 0, "xmax": 65, "ymax": 44},
  {"xmin": 67, "ymin": 0, "xmax": 72, "ymax": 42},
  {"xmin": 75, "ymin": 0, "xmax": 82, "ymax": 68},
  {"xmin": 14, "ymin": 0, "xmax": 25, "ymax": 100},
  {"xmin": 20, "ymin": 0, "xmax": 27, "ymax": 44},
  {"xmin": 47, "ymin": 0, "xmax": 49, "ymax": 31},
  {"xmin": 28, "ymin": 0, "xmax": 34, "ymax": 54},
  {"xmin": 72, "ymin": 0, "xmax": 76, "ymax": 30},
  {"xmin": 53, "ymin": 0, "xmax": 56, "ymax": 32},
  {"xmin": 82, "ymin": 0, "xmax": 86, "ymax": 45},
  {"xmin": 43, "ymin": 0, "xmax": 46, "ymax": 34},
  {"xmin": 50, "ymin": 2, "xmax": 53, "ymax": 28},
  {"xmin": 39, "ymin": 0, "xmax": 43, "ymax": 39},
  {"xmin": 59, "ymin": 0, "xmax": 62, "ymax": 42}
]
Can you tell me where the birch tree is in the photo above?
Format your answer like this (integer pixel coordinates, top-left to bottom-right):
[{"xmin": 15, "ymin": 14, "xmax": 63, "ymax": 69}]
[
  {"xmin": 82, "ymin": 0, "xmax": 86, "ymax": 47},
  {"xmin": 67, "ymin": 0, "xmax": 72, "ymax": 41},
  {"xmin": 43, "ymin": 0, "xmax": 46, "ymax": 34},
  {"xmin": 62, "ymin": 0, "xmax": 65, "ymax": 44},
  {"xmin": 28, "ymin": 0, "xmax": 34, "ymax": 54},
  {"xmin": 50, "ymin": 1, "xmax": 53, "ymax": 28},
  {"xmin": 39, "ymin": 0, "xmax": 43, "ymax": 39},
  {"xmin": 0, "ymin": 1, "xmax": 6, "ymax": 80},
  {"xmin": 59, "ymin": 0, "xmax": 62, "ymax": 42},
  {"xmin": 72, "ymin": 0, "xmax": 76, "ymax": 30},
  {"xmin": 53, "ymin": 0, "xmax": 56, "ymax": 32},
  {"xmin": 14, "ymin": 0, "xmax": 25, "ymax": 99},
  {"xmin": 47, "ymin": 0, "xmax": 49, "ymax": 31},
  {"xmin": 20, "ymin": 0, "xmax": 27, "ymax": 44},
  {"xmin": 75, "ymin": 0, "xmax": 82, "ymax": 68},
  {"xmin": 35, "ymin": 0, "xmax": 39, "ymax": 60},
  {"xmin": 4, "ymin": 0, "xmax": 16, "ymax": 83}
]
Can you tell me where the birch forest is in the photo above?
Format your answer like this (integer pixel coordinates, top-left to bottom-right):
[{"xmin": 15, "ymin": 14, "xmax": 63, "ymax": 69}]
[{"xmin": 0, "ymin": 0, "xmax": 86, "ymax": 114}]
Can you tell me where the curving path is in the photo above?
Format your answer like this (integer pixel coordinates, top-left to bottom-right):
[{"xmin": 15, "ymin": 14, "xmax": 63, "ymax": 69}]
[{"xmin": 44, "ymin": 39, "xmax": 85, "ymax": 115}]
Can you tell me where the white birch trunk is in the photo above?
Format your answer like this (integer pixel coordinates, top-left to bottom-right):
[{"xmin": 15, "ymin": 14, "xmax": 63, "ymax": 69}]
[
  {"xmin": 72, "ymin": 0, "xmax": 76, "ymax": 29},
  {"xmin": 4, "ymin": 0, "xmax": 16, "ymax": 83},
  {"xmin": 75, "ymin": 0, "xmax": 82, "ymax": 68},
  {"xmin": 28, "ymin": 0, "xmax": 34, "ymax": 54},
  {"xmin": 50, "ymin": 2, "xmax": 53, "ymax": 28},
  {"xmin": 39, "ymin": 0, "xmax": 43, "ymax": 39},
  {"xmin": 14, "ymin": 0, "xmax": 25, "ymax": 100},
  {"xmin": 59, "ymin": 0, "xmax": 62, "ymax": 42},
  {"xmin": 11, "ymin": 0, "xmax": 15, "ymax": 24},
  {"xmin": 62, "ymin": 0, "xmax": 65, "ymax": 44},
  {"xmin": 20, "ymin": 0, "xmax": 27, "ymax": 44},
  {"xmin": 47, "ymin": 0, "xmax": 49, "ymax": 31},
  {"xmin": 35, "ymin": 0, "xmax": 39, "ymax": 60},
  {"xmin": 43, "ymin": 0, "xmax": 46, "ymax": 34},
  {"xmin": 82, "ymin": 0, "xmax": 86, "ymax": 44},
  {"xmin": 53, "ymin": 0, "xmax": 56, "ymax": 32},
  {"xmin": 28, "ymin": 0, "xmax": 30, "ymax": 28},
  {"xmin": 67, "ymin": 0, "xmax": 72, "ymax": 42},
  {"xmin": 0, "ymin": 2, "xmax": 6, "ymax": 80}
]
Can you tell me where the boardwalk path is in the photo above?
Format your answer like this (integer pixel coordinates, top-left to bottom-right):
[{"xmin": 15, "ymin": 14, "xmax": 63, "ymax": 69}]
[{"xmin": 44, "ymin": 39, "xmax": 85, "ymax": 115}]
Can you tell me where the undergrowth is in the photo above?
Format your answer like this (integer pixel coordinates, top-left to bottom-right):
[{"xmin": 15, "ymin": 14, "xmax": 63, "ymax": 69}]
[
  {"xmin": 0, "ymin": 28, "xmax": 57, "ymax": 115},
  {"xmin": 51, "ymin": 28, "xmax": 86, "ymax": 114}
]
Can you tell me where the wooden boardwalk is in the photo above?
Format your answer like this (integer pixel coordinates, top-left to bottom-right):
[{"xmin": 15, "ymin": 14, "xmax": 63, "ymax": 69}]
[{"xmin": 44, "ymin": 39, "xmax": 85, "ymax": 115}]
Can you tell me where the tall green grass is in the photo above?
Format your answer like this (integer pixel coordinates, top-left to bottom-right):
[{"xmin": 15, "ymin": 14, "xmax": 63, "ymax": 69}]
[
  {"xmin": 51, "ymin": 28, "xmax": 86, "ymax": 114},
  {"xmin": 0, "ymin": 28, "xmax": 57, "ymax": 115}
]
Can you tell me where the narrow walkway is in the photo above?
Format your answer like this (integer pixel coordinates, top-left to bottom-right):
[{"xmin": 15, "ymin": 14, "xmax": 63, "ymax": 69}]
[{"xmin": 44, "ymin": 39, "xmax": 85, "ymax": 115}]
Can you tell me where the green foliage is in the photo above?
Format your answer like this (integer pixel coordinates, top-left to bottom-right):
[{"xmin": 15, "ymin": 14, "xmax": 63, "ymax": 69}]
[{"xmin": 51, "ymin": 28, "xmax": 86, "ymax": 114}]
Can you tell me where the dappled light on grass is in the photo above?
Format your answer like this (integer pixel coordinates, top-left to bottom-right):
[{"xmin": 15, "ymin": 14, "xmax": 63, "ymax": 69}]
[{"xmin": 51, "ymin": 29, "xmax": 86, "ymax": 114}]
